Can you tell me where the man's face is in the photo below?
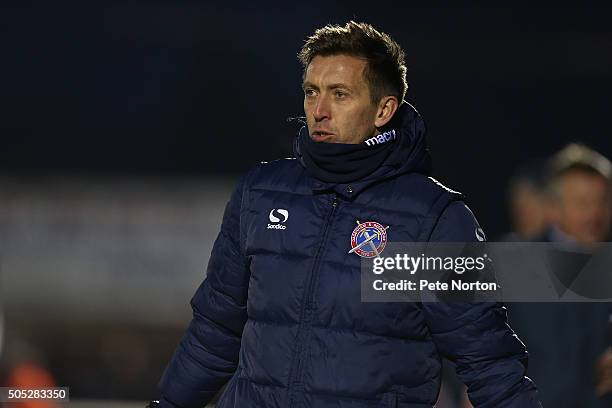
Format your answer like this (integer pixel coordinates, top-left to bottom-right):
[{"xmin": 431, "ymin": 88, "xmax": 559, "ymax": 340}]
[
  {"xmin": 554, "ymin": 170, "xmax": 612, "ymax": 243},
  {"xmin": 302, "ymin": 54, "xmax": 380, "ymax": 144}
]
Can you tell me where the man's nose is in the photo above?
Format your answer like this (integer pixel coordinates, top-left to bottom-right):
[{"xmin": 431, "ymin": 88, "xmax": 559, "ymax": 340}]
[{"xmin": 313, "ymin": 95, "xmax": 331, "ymax": 122}]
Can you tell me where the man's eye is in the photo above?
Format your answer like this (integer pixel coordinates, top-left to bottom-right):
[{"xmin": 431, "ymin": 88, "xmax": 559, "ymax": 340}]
[
  {"xmin": 304, "ymin": 89, "xmax": 316, "ymax": 97},
  {"xmin": 335, "ymin": 90, "xmax": 347, "ymax": 98}
]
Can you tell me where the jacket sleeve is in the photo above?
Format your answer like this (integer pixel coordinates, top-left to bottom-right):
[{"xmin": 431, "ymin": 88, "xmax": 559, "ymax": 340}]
[
  {"xmin": 157, "ymin": 174, "xmax": 251, "ymax": 408},
  {"xmin": 421, "ymin": 201, "xmax": 542, "ymax": 408}
]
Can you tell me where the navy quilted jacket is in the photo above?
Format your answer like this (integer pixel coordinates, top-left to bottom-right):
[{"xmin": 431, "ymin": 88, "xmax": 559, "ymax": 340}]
[{"xmin": 158, "ymin": 104, "xmax": 540, "ymax": 407}]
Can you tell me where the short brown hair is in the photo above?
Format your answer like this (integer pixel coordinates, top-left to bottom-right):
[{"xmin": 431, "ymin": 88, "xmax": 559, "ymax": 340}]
[
  {"xmin": 549, "ymin": 143, "xmax": 611, "ymax": 181},
  {"xmin": 547, "ymin": 143, "xmax": 612, "ymax": 198},
  {"xmin": 298, "ymin": 21, "xmax": 408, "ymax": 104}
]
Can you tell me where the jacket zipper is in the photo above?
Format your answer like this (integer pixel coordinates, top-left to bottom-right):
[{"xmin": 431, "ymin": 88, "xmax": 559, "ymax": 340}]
[{"xmin": 287, "ymin": 195, "xmax": 338, "ymax": 407}]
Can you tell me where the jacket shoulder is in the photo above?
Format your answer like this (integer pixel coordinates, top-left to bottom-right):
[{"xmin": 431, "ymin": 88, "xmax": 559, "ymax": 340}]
[
  {"xmin": 386, "ymin": 173, "xmax": 463, "ymax": 217},
  {"xmin": 245, "ymin": 158, "xmax": 311, "ymax": 194},
  {"xmin": 425, "ymin": 176, "xmax": 462, "ymax": 196}
]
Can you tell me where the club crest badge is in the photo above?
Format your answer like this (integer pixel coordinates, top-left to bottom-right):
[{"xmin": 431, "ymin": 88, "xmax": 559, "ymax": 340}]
[{"xmin": 349, "ymin": 221, "xmax": 389, "ymax": 258}]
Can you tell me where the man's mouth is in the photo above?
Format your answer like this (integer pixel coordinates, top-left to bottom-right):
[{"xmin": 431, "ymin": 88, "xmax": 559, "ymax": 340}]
[{"xmin": 310, "ymin": 131, "xmax": 335, "ymax": 142}]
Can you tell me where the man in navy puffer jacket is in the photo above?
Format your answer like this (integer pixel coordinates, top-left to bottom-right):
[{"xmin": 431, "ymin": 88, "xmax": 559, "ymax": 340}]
[{"xmin": 151, "ymin": 21, "xmax": 541, "ymax": 408}]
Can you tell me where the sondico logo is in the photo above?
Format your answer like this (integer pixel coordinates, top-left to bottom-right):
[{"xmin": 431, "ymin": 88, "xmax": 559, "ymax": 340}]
[{"xmin": 268, "ymin": 209, "xmax": 289, "ymax": 230}]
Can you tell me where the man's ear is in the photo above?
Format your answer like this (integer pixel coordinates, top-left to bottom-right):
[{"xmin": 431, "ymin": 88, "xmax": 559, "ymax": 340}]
[{"xmin": 374, "ymin": 96, "xmax": 399, "ymax": 128}]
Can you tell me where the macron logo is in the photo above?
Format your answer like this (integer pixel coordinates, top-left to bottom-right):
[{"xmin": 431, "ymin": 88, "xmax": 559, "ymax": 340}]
[
  {"xmin": 364, "ymin": 129, "xmax": 396, "ymax": 147},
  {"xmin": 268, "ymin": 209, "xmax": 289, "ymax": 230}
]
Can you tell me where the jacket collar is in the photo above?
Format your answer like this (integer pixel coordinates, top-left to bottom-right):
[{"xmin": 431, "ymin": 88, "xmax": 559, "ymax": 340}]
[{"xmin": 296, "ymin": 101, "xmax": 432, "ymax": 199}]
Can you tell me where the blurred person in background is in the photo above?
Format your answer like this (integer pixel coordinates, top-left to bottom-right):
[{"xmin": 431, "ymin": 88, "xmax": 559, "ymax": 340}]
[
  {"xmin": 502, "ymin": 159, "xmax": 551, "ymax": 241},
  {"xmin": 1, "ymin": 333, "xmax": 59, "ymax": 408},
  {"xmin": 148, "ymin": 21, "xmax": 540, "ymax": 408},
  {"xmin": 508, "ymin": 143, "xmax": 612, "ymax": 407},
  {"xmin": 545, "ymin": 143, "xmax": 612, "ymax": 244},
  {"xmin": 3, "ymin": 363, "xmax": 59, "ymax": 408}
]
